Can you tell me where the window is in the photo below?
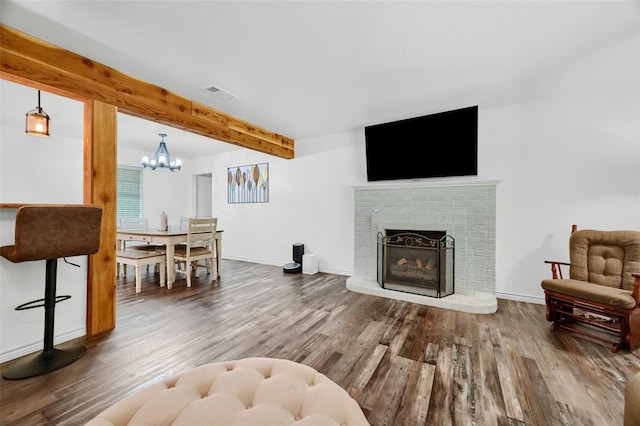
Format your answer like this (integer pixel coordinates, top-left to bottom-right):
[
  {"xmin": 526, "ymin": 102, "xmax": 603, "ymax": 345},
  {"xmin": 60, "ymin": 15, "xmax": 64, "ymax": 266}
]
[{"xmin": 117, "ymin": 166, "xmax": 143, "ymax": 225}]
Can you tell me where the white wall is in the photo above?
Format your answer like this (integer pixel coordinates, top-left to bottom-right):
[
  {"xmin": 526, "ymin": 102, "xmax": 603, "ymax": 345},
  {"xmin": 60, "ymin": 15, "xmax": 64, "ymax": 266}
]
[
  {"xmin": 0, "ymin": 125, "xmax": 86, "ymax": 363},
  {"xmin": 189, "ymin": 131, "xmax": 362, "ymax": 274},
  {"xmin": 481, "ymin": 27, "xmax": 640, "ymax": 302},
  {"xmin": 1, "ymin": 23, "xmax": 638, "ymax": 362}
]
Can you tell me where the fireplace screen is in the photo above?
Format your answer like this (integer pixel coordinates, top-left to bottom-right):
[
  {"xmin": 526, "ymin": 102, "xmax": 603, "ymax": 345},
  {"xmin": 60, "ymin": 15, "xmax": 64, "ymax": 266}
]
[{"xmin": 377, "ymin": 230, "xmax": 454, "ymax": 298}]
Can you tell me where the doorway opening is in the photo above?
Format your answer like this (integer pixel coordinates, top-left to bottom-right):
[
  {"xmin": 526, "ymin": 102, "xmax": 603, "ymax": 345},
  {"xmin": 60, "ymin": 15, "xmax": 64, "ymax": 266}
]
[{"xmin": 195, "ymin": 173, "xmax": 212, "ymax": 217}]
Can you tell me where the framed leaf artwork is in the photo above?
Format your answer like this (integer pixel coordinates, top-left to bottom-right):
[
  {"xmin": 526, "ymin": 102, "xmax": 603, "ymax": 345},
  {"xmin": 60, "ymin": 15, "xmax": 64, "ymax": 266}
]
[{"xmin": 227, "ymin": 163, "xmax": 269, "ymax": 204}]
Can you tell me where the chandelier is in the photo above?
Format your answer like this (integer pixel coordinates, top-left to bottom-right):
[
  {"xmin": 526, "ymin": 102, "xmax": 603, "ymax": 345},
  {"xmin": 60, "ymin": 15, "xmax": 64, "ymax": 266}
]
[{"xmin": 141, "ymin": 133, "xmax": 182, "ymax": 172}]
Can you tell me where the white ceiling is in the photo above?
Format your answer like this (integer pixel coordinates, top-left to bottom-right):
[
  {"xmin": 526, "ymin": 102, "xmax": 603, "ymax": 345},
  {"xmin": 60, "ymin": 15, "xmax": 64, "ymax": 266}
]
[{"xmin": 1, "ymin": 1, "xmax": 638, "ymax": 158}]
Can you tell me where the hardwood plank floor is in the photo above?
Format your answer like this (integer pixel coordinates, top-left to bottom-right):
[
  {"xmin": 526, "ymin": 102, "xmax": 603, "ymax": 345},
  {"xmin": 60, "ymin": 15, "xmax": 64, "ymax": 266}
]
[{"xmin": 1, "ymin": 259, "xmax": 639, "ymax": 425}]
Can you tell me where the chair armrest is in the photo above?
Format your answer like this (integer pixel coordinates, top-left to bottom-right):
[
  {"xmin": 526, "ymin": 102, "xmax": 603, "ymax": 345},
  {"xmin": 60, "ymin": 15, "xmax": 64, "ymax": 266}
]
[
  {"xmin": 632, "ymin": 273, "xmax": 640, "ymax": 306},
  {"xmin": 544, "ymin": 260, "xmax": 570, "ymax": 279}
]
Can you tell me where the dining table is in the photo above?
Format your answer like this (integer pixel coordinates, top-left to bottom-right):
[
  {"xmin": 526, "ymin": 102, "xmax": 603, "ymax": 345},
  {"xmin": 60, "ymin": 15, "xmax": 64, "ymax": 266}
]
[{"xmin": 116, "ymin": 225, "xmax": 223, "ymax": 286}]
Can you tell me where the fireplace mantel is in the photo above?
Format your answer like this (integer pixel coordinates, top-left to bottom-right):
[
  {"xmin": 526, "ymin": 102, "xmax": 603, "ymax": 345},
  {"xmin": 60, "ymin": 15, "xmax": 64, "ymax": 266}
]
[{"xmin": 352, "ymin": 176, "xmax": 502, "ymax": 190}]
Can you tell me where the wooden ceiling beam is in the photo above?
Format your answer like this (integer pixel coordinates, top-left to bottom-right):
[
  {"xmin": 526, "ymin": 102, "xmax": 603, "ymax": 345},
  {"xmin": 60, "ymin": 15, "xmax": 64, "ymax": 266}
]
[{"xmin": 0, "ymin": 24, "xmax": 295, "ymax": 159}]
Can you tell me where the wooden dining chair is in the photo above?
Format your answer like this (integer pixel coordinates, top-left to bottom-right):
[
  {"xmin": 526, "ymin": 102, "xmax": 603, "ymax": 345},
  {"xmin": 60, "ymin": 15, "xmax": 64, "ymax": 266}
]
[
  {"xmin": 173, "ymin": 217, "xmax": 217, "ymax": 288},
  {"xmin": 118, "ymin": 217, "xmax": 164, "ymax": 277},
  {"xmin": 179, "ymin": 216, "xmax": 190, "ymax": 229},
  {"xmin": 0, "ymin": 204, "xmax": 102, "ymax": 379},
  {"xmin": 174, "ymin": 216, "xmax": 191, "ymax": 270}
]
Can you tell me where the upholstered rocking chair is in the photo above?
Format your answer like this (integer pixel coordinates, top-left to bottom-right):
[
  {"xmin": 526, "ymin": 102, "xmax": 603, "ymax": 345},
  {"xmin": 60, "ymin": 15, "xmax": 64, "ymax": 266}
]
[{"xmin": 541, "ymin": 225, "xmax": 640, "ymax": 352}]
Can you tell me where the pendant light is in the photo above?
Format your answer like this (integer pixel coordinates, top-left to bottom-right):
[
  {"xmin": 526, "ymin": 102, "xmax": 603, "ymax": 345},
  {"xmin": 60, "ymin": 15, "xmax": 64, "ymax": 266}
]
[
  {"xmin": 25, "ymin": 90, "xmax": 50, "ymax": 137},
  {"xmin": 141, "ymin": 133, "xmax": 183, "ymax": 172}
]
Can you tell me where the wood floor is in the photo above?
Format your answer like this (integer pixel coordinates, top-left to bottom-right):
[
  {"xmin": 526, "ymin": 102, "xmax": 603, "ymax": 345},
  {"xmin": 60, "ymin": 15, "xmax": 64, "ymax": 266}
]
[{"xmin": 1, "ymin": 259, "xmax": 639, "ymax": 425}]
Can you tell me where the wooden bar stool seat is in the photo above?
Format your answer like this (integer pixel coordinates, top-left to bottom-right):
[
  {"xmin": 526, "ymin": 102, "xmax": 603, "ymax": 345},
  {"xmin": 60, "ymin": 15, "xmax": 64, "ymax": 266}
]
[{"xmin": 0, "ymin": 204, "xmax": 102, "ymax": 380}]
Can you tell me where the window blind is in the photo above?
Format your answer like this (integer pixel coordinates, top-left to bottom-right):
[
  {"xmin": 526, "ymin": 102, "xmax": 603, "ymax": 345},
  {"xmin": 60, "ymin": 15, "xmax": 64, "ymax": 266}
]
[{"xmin": 117, "ymin": 166, "xmax": 143, "ymax": 225}]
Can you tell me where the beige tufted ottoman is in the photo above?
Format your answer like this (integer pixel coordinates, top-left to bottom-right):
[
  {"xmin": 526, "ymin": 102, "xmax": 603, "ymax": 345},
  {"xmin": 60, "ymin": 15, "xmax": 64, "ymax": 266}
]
[
  {"xmin": 625, "ymin": 371, "xmax": 640, "ymax": 426},
  {"xmin": 85, "ymin": 357, "xmax": 370, "ymax": 425}
]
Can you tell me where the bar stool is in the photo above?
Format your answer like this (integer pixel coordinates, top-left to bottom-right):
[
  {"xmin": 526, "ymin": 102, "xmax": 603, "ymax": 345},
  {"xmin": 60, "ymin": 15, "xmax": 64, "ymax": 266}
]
[{"xmin": 0, "ymin": 204, "xmax": 103, "ymax": 380}]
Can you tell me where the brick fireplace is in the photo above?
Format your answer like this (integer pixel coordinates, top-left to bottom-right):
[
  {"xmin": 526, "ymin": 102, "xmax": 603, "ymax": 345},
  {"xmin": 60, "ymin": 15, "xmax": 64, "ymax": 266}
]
[{"xmin": 346, "ymin": 178, "xmax": 500, "ymax": 313}]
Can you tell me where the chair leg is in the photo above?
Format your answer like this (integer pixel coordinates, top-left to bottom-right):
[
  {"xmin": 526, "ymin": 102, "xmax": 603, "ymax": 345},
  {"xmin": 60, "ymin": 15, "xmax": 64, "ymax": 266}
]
[
  {"xmin": 2, "ymin": 259, "xmax": 86, "ymax": 380},
  {"xmin": 135, "ymin": 265, "xmax": 142, "ymax": 293},
  {"xmin": 159, "ymin": 259, "xmax": 166, "ymax": 288},
  {"xmin": 186, "ymin": 262, "xmax": 192, "ymax": 287}
]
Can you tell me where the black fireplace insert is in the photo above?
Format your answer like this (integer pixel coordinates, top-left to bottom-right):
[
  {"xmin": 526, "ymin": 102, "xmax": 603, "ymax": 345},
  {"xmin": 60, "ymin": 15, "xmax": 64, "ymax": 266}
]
[{"xmin": 377, "ymin": 230, "xmax": 454, "ymax": 298}]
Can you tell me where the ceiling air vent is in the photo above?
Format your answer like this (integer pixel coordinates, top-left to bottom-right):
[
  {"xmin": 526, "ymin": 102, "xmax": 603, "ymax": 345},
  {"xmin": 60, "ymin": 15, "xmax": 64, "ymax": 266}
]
[{"xmin": 201, "ymin": 84, "xmax": 237, "ymax": 101}]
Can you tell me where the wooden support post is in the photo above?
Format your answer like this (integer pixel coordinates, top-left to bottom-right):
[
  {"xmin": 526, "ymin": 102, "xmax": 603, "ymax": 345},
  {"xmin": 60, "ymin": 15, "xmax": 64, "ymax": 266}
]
[{"xmin": 84, "ymin": 100, "xmax": 117, "ymax": 334}]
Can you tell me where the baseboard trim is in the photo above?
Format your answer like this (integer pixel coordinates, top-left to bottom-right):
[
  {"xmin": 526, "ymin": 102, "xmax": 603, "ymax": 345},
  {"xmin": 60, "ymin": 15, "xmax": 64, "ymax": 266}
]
[
  {"xmin": 0, "ymin": 328, "xmax": 85, "ymax": 364},
  {"xmin": 496, "ymin": 291, "xmax": 545, "ymax": 305},
  {"xmin": 221, "ymin": 256, "xmax": 351, "ymax": 277}
]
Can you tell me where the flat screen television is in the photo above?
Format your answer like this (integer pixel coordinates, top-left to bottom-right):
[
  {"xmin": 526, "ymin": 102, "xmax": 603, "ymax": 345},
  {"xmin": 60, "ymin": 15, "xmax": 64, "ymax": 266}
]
[{"xmin": 365, "ymin": 105, "xmax": 478, "ymax": 182}]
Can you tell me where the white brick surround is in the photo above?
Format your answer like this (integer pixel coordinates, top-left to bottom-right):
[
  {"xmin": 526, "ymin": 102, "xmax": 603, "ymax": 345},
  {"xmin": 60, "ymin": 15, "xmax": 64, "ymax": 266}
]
[{"xmin": 346, "ymin": 178, "xmax": 500, "ymax": 313}]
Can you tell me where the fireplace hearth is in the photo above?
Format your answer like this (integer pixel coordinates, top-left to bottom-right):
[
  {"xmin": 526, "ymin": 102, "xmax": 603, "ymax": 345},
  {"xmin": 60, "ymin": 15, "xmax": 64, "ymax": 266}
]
[{"xmin": 377, "ymin": 230, "xmax": 454, "ymax": 298}]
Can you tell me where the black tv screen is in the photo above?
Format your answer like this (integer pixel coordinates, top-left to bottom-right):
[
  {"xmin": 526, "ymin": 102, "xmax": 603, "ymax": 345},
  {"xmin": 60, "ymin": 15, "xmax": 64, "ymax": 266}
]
[{"xmin": 365, "ymin": 105, "xmax": 478, "ymax": 182}]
